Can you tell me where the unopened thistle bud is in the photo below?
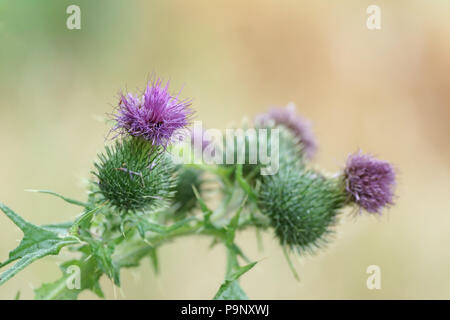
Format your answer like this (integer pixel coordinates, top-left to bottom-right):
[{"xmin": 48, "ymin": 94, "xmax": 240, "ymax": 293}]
[
  {"xmin": 93, "ymin": 137, "xmax": 176, "ymax": 213},
  {"xmin": 258, "ymin": 166, "xmax": 346, "ymax": 253},
  {"xmin": 343, "ymin": 151, "xmax": 396, "ymax": 214}
]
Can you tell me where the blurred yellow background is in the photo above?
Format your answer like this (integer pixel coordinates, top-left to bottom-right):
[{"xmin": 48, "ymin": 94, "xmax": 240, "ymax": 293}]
[{"xmin": 1, "ymin": 0, "xmax": 449, "ymax": 299}]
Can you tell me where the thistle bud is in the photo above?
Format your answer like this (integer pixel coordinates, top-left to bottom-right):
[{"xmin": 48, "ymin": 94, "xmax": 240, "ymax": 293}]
[
  {"xmin": 258, "ymin": 166, "xmax": 346, "ymax": 253},
  {"xmin": 93, "ymin": 137, "xmax": 176, "ymax": 213}
]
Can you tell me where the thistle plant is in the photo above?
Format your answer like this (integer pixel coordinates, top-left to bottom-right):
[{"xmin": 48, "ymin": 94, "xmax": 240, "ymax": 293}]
[{"xmin": 0, "ymin": 78, "xmax": 397, "ymax": 300}]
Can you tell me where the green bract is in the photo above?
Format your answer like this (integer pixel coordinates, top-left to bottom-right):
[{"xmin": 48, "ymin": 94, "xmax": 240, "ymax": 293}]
[
  {"xmin": 93, "ymin": 137, "xmax": 176, "ymax": 213},
  {"xmin": 258, "ymin": 166, "xmax": 347, "ymax": 253}
]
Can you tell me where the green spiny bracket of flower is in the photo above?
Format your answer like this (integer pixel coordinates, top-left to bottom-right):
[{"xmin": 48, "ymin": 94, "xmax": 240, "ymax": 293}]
[
  {"xmin": 93, "ymin": 137, "xmax": 177, "ymax": 213},
  {"xmin": 258, "ymin": 168, "xmax": 347, "ymax": 254},
  {"xmin": 0, "ymin": 79, "xmax": 397, "ymax": 299}
]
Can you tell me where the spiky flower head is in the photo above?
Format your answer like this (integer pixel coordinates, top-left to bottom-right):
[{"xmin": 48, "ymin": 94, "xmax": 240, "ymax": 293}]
[
  {"xmin": 258, "ymin": 166, "xmax": 347, "ymax": 254},
  {"xmin": 344, "ymin": 151, "xmax": 396, "ymax": 214},
  {"xmin": 94, "ymin": 138, "xmax": 176, "ymax": 213},
  {"xmin": 255, "ymin": 102, "xmax": 317, "ymax": 159},
  {"xmin": 113, "ymin": 78, "xmax": 193, "ymax": 147}
]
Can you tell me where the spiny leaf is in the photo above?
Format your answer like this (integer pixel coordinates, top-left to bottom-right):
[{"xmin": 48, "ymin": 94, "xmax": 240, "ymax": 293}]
[
  {"xmin": 214, "ymin": 281, "xmax": 248, "ymax": 300},
  {"xmin": 25, "ymin": 189, "xmax": 89, "ymax": 208},
  {"xmin": 41, "ymin": 221, "xmax": 73, "ymax": 235},
  {"xmin": 213, "ymin": 261, "xmax": 257, "ymax": 300},
  {"xmin": 225, "ymin": 246, "xmax": 239, "ymax": 279},
  {"xmin": 70, "ymin": 206, "xmax": 101, "ymax": 235},
  {"xmin": 192, "ymin": 185, "xmax": 213, "ymax": 224},
  {"xmin": 235, "ymin": 165, "xmax": 257, "ymax": 200},
  {"xmin": 0, "ymin": 203, "xmax": 80, "ymax": 285},
  {"xmin": 134, "ymin": 216, "xmax": 195, "ymax": 238},
  {"xmin": 227, "ymin": 261, "xmax": 257, "ymax": 281},
  {"xmin": 112, "ymin": 237, "xmax": 153, "ymax": 269},
  {"xmin": 40, "ymin": 206, "xmax": 100, "ymax": 238},
  {"xmin": 223, "ymin": 197, "xmax": 250, "ymax": 275},
  {"xmin": 225, "ymin": 196, "xmax": 247, "ymax": 246},
  {"xmin": 34, "ymin": 257, "xmax": 104, "ymax": 300},
  {"xmin": 228, "ymin": 243, "xmax": 251, "ymax": 264},
  {"xmin": 87, "ymin": 240, "xmax": 120, "ymax": 286}
]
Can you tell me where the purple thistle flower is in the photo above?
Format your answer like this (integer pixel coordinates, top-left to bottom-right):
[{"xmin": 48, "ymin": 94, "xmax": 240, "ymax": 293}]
[
  {"xmin": 113, "ymin": 78, "xmax": 193, "ymax": 146},
  {"xmin": 254, "ymin": 102, "xmax": 317, "ymax": 159},
  {"xmin": 344, "ymin": 151, "xmax": 396, "ymax": 214}
]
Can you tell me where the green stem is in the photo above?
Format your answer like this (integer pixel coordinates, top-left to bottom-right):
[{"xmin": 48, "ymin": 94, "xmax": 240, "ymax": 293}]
[
  {"xmin": 40, "ymin": 220, "xmax": 229, "ymax": 299},
  {"xmin": 39, "ymin": 184, "xmax": 269, "ymax": 299}
]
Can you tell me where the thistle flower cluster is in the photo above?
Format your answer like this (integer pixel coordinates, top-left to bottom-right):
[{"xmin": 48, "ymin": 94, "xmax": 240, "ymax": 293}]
[
  {"xmin": 0, "ymin": 77, "xmax": 398, "ymax": 300},
  {"xmin": 255, "ymin": 103, "xmax": 396, "ymax": 253},
  {"xmin": 95, "ymin": 79, "xmax": 194, "ymax": 213}
]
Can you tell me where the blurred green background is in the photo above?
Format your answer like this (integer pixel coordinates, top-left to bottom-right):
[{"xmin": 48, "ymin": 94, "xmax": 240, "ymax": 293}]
[{"xmin": 1, "ymin": 0, "xmax": 450, "ymax": 299}]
